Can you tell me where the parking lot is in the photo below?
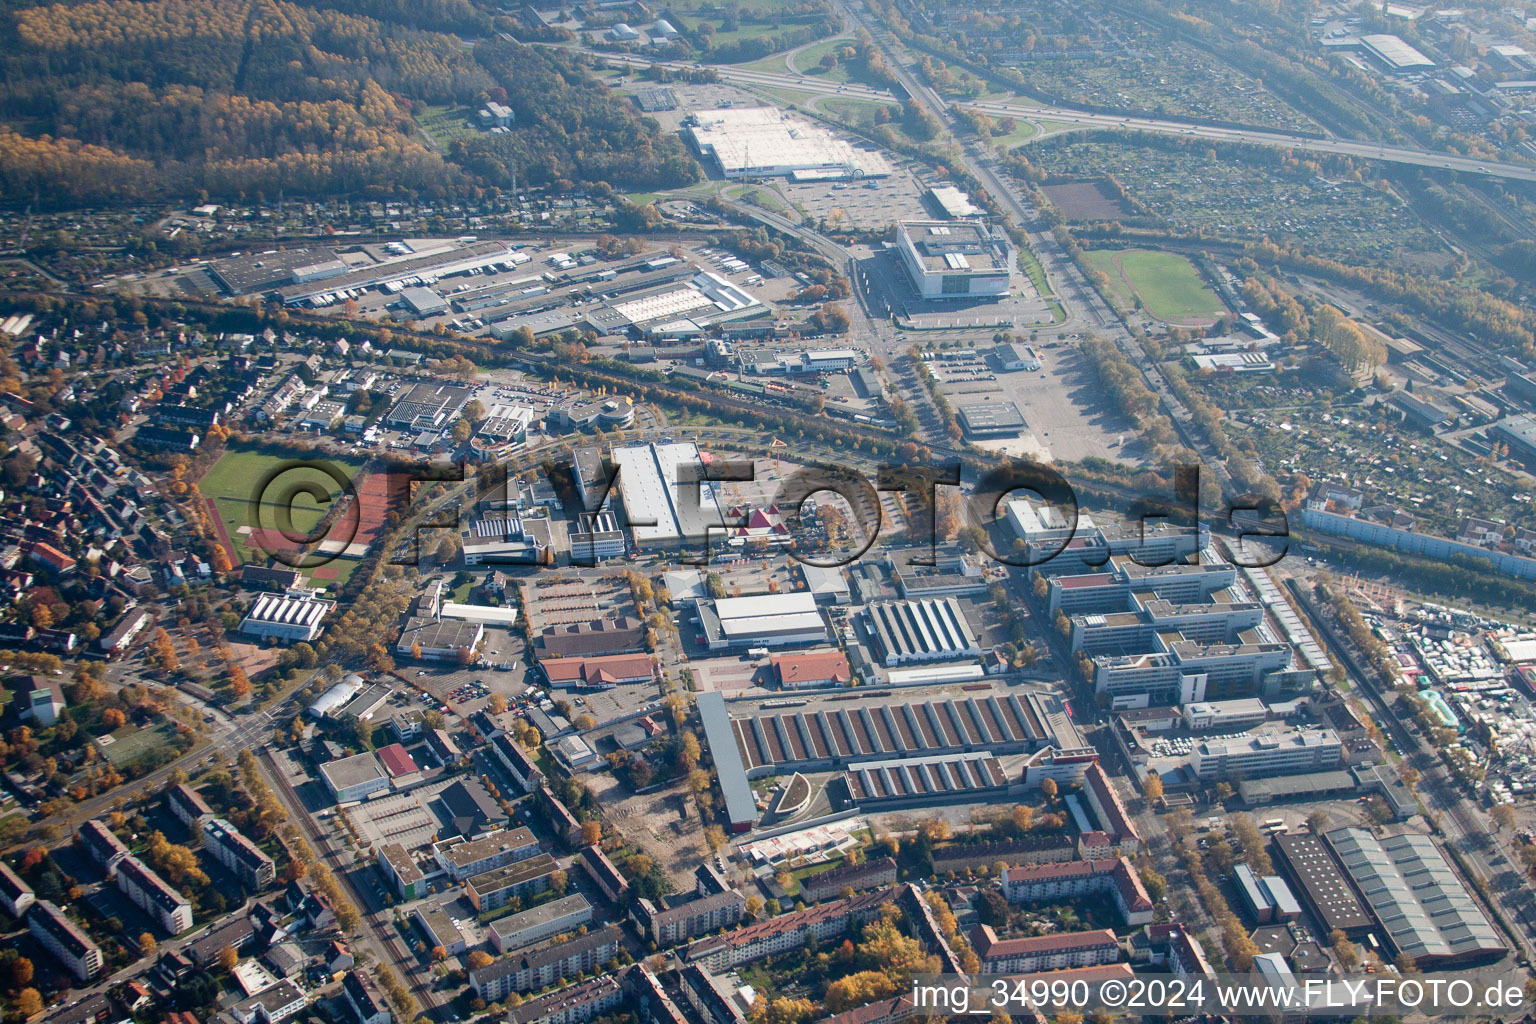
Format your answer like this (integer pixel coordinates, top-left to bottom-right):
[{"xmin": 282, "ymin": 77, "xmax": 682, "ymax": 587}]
[
  {"xmin": 912, "ymin": 342, "xmax": 1140, "ymax": 465},
  {"xmin": 782, "ymin": 164, "xmax": 931, "ymax": 229},
  {"xmin": 560, "ymin": 680, "xmax": 666, "ymax": 728}
]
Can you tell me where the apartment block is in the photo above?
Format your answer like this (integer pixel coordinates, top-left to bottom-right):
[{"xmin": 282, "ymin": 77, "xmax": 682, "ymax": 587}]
[
  {"xmin": 969, "ymin": 925, "xmax": 1121, "ymax": 974},
  {"xmin": 465, "ymin": 853, "xmax": 559, "ymax": 912},
  {"xmin": 684, "ymin": 887, "xmax": 892, "ymax": 971},
  {"xmin": 468, "ymin": 925, "xmax": 623, "ymax": 1001},
  {"xmin": 202, "ymin": 817, "xmax": 276, "ymax": 890},
  {"xmin": 28, "ymin": 900, "xmax": 102, "ymax": 981},
  {"xmin": 115, "ymin": 855, "xmax": 194, "ymax": 934},
  {"xmin": 1001, "ymin": 858, "xmax": 1153, "ymax": 926},
  {"xmin": 636, "ymin": 889, "xmax": 746, "ymax": 946}
]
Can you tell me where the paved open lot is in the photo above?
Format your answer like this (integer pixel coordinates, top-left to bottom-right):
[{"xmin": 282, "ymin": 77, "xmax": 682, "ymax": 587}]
[
  {"xmin": 563, "ymin": 681, "xmax": 665, "ymax": 727},
  {"xmin": 688, "ymin": 655, "xmax": 769, "ymax": 694},
  {"xmin": 963, "ymin": 343, "xmax": 1145, "ymax": 465},
  {"xmin": 783, "ymin": 164, "xmax": 929, "ymax": 229}
]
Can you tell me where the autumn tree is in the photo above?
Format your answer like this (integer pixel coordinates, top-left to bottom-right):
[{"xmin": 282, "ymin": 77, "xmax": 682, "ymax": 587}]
[{"xmin": 14, "ymin": 989, "xmax": 41, "ymax": 1018}]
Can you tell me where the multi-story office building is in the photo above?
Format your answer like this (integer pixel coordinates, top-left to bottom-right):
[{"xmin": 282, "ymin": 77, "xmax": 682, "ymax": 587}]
[
  {"xmin": 1188, "ymin": 726, "xmax": 1343, "ymax": 779},
  {"xmin": 377, "ymin": 844, "xmax": 424, "ymax": 901},
  {"xmin": 1092, "ymin": 636, "xmax": 1298, "ymax": 708},
  {"xmin": 1070, "ymin": 595, "xmax": 1265, "ymax": 655},
  {"xmin": 1045, "ymin": 559, "xmax": 1238, "ymax": 616},
  {"xmin": 489, "ymin": 894, "xmax": 593, "ymax": 954},
  {"xmin": 1006, "ymin": 499, "xmax": 1205, "ymax": 580},
  {"xmin": 433, "ymin": 827, "xmax": 540, "ymax": 881}
]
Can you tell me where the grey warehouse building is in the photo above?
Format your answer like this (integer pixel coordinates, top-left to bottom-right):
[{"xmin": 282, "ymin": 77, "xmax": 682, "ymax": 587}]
[{"xmin": 958, "ymin": 401, "xmax": 1027, "ymax": 438}]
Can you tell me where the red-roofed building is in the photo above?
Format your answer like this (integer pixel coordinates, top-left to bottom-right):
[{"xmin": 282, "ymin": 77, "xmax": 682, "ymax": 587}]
[
  {"xmin": 1077, "ymin": 830, "xmax": 1112, "ymax": 858},
  {"xmin": 813, "ymin": 996, "xmax": 916, "ymax": 1024},
  {"xmin": 1002, "ymin": 858, "xmax": 1153, "ymax": 925},
  {"xmin": 539, "ymin": 653, "xmax": 655, "ymax": 690},
  {"xmin": 1081, "ymin": 763, "xmax": 1142, "ymax": 855},
  {"xmin": 376, "ymin": 743, "xmax": 420, "ymax": 779},
  {"xmin": 724, "ymin": 506, "xmax": 791, "ymax": 546},
  {"xmin": 23, "ymin": 541, "xmax": 75, "ymax": 576},
  {"xmin": 770, "ymin": 649, "xmax": 852, "ymax": 689},
  {"xmin": 970, "ymin": 924, "xmax": 1121, "ymax": 974}
]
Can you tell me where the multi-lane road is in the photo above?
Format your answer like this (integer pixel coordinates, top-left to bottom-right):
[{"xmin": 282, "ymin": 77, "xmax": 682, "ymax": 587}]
[{"xmin": 566, "ymin": 42, "xmax": 1536, "ymax": 183}]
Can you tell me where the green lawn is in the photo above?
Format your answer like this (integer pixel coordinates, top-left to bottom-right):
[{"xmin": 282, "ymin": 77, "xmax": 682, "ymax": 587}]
[
  {"xmin": 815, "ymin": 97, "xmax": 921, "ymax": 146},
  {"xmin": 415, "ymin": 104, "xmax": 480, "ymax": 150},
  {"xmin": 992, "ymin": 121, "xmax": 1038, "ymax": 150},
  {"xmin": 626, "ymin": 192, "xmax": 662, "ymax": 206},
  {"xmin": 1081, "ymin": 248, "xmax": 1226, "ymax": 323},
  {"xmin": 817, "ymin": 97, "xmax": 891, "ymax": 122},
  {"xmin": 727, "ymin": 185, "xmax": 787, "ymax": 212},
  {"xmin": 758, "ymin": 86, "xmax": 823, "ymax": 107},
  {"xmin": 791, "ymin": 37, "xmax": 852, "ymax": 74},
  {"xmin": 198, "ymin": 447, "xmax": 365, "ymax": 566},
  {"xmin": 98, "ymin": 720, "xmax": 183, "ymax": 769}
]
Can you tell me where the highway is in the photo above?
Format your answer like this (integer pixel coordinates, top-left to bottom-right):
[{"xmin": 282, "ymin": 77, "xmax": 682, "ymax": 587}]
[
  {"xmin": 827, "ymin": 0, "xmax": 1235, "ymax": 492},
  {"xmin": 961, "ymin": 100, "xmax": 1536, "ymax": 183},
  {"xmin": 563, "ymin": 43, "xmax": 1536, "ymax": 184}
]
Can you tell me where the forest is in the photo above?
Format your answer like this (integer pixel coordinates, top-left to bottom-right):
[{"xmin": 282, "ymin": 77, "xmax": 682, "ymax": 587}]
[
  {"xmin": 453, "ymin": 41, "xmax": 701, "ymax": 191},
  {"xmin": 0, "ymin": 0, "xmax": 698, "ymax": 203}
]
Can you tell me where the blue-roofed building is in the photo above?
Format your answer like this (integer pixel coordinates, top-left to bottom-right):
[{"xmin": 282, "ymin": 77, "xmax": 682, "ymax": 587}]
[{"xmin": 697, "ymin": 692, "xmax": 756, "ymax": 834}]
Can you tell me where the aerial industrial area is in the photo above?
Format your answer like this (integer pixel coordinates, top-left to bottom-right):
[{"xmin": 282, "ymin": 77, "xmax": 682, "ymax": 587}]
[{"xmin": 6, "ymin": 0, "xmax": 1536, "ymax": 1023}]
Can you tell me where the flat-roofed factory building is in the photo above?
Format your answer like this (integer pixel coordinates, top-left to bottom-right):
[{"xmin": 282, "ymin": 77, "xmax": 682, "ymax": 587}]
[
  {"xmin": 958, "ymin": 400, "xmax": 1027, "ymax": 438},
  {"xmin": 687, "ymin": 107, "xmax": 893, "ymax": 180},
  {"xmin": 611, "ymin": 442, "xmax": 725, "ymax": 550},
  {"xmin": 698, "ymin": 593, "xmax": 828, "ymax": 651}
]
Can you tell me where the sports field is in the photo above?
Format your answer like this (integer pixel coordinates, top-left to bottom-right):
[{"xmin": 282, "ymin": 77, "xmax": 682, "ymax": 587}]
[
  {"xmin": 1081, "ymin": 248, "xmax": 1226, "ymax": 324},
  {"xmin": 198, "ymin": 448, "xmax": 365, "ymax": 567}
]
